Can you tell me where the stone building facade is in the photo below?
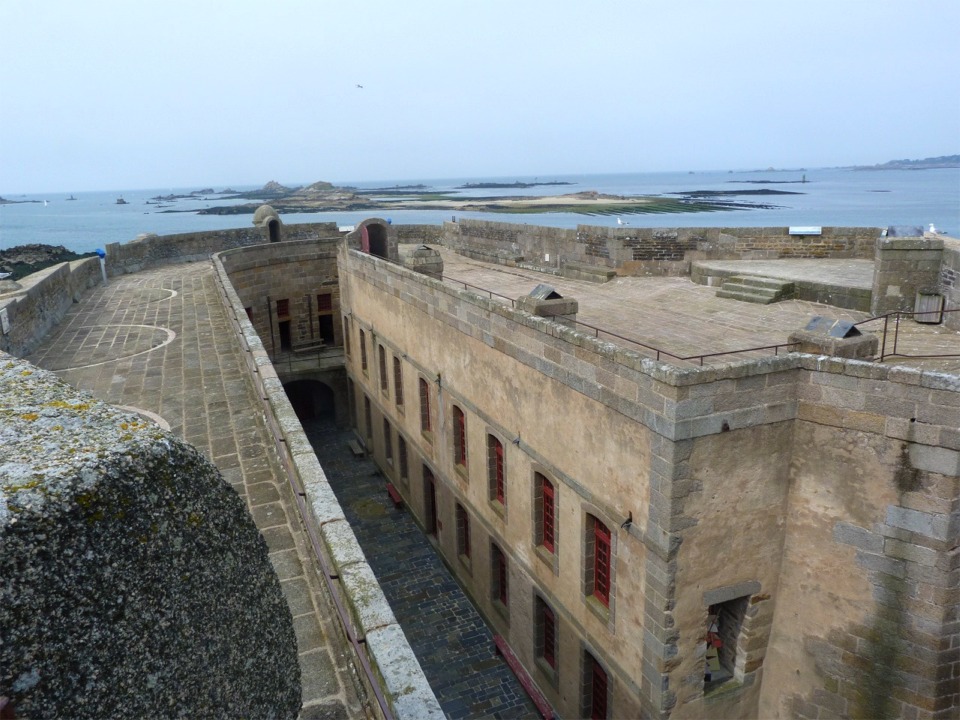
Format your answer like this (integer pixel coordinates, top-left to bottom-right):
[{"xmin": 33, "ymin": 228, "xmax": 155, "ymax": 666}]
[{"xmin": 335, "ymin": 224, "xmax": 958, "ymax": 719}]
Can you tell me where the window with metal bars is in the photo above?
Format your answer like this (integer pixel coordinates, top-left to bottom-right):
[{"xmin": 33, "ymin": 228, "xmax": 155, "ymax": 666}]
[
  {"xmin": 593, "ymin": 518, "xmax": 611, "ymax": 606},
  {"xmin": 536, "ymin": 473, "xmax": 556, "ymax": 554},
  {"xmin": 378, "ymin": 345, "xmax": 388, "ymax": 395},
  {"xmin": 359, "ymin": 330, "xmax": 368, "ymax": 373},
  {"xmin": 487, "ymin": 435, "xmax": 504, "ymax": 506},
  {"xmin": 456, "ymin": 504, "xmax": 471, "ymax": 560},
  {"xmin": 276, "ymin": 298, "xmax": 290, "ymax": 318},
  {"xmin": 393, "ymin": 356, "xmax": 403, "ymax": 407},
  {"xmin": 536, "ymin": 596, "xmax": 558, "ymax": 671},
  {"xmin": 419, "ymin": 378, "xmax": 431, "ymax": 435},
  {"xmin": 585, "ymin": 651, "xmax": 609, "ymax": 720},
  {"xmin": 316, "ymin": 293, "xmax": 333, "ymax": 311},
  {"xmin": 491, "ymin": 543, "xmax": 508, "ymax": 608},
  {"xmin": 453, "ymin": 405, "xmax": 467, "ymax": 471}
]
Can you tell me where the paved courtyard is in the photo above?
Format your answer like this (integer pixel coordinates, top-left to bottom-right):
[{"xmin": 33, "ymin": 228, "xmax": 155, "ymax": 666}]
[
  {"xmin": 25, "ymin": 263, "xmax": 369, "ymax": 720},
  {"xmin": 304, "ymin": 419, "xmax": 539, "ymax": 720}
]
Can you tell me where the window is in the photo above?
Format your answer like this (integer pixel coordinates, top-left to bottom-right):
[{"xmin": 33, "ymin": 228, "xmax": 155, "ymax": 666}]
[
  {"xmin": 491, "ymin": 543, "xmax": 508, "ymax": 610},
  {"xmin": 378, "ymin": 344, "xmax": 389, "ymax": 395},
  {"xmin": 316, "ymin": 293, "xmax": 335, "ymax": 344},
  {"xmin": 347, "ymin": 378, "xmax": 356, "ymax": 427},
  {"xmin": 343, "ymin": 316, "xmax": 351, "ymax": 355},
  {"xmin": 317, "ymin": 293, "xmax": 333, "ymax": 311},
  {"xmin": 244, "ymin": 307, "xmax": 253, "ymax": 322},
  {"xmin": 419, "ymin": 378, "xmax": 432, "ymax": 435},
  {"xmin": 535, "ymin": 473, "xmax": 556, "ymax": 554},
  {"xmin": 383, "ymin": 419, "xmax": 392, "ymax": 464},
  {"xmin": 487, "ymin": 435, "xmax": 505, "ymax": 506},
  {"xmin": 456, "ymin": 504, "xmax": 471, "ymax": 560},
  {"xmin": 583, "ymin": 651, "xmax": 609, "ymax": 720},
  {"xmin": 586, "ymin": 515, "xmax": 612, "ymax": 607},
  {"xmin": 393, "ymin": 356, "xmax": 404, "ymax": 408},
  {"xmin": 453, "ymin": 405, "xmax": 467, "ymax": 471},
  {"xmin": 364, "ymin": 396, "xmax": 372, "ymax": 442},
  {"xmin": 705, "ymin": 597, "xmax": 750, "ymax": 688},
  {"xmin": 398, "ymin": 436, "xmax": 409, "ymax": 485},
  {"xmin": 359, "ymin": 330, "xmax": 368, "ymax": 373},
  {"xmin": 276, "ymin": 299, "xmax": 291, "ymax": 351},
  {"xmin": 276, "ymin": 298, "xmax": 290, "ymax": 318}
]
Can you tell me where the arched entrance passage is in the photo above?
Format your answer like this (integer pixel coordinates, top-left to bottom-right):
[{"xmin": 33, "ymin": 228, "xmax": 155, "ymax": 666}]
[
  {"xmin": 268, "ymin": 218, "xmax": 281, "ymax": 243},
  {"xmin": 284, "ymin": 380, "xmax": 335, "ymax": 422},
  {"xmin": 361, "ymin": 223, "xmax": 389, "ymax": 259}
]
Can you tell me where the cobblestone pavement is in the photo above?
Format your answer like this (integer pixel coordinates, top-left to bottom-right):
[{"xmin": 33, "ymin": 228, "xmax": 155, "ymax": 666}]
[
  {"xmin": 304, "ymin": 420, "xmax": 539, "ymax": 720},
  {"xmin": 25, "ymin": 263, "xmax": 369, "ymax": 720}
]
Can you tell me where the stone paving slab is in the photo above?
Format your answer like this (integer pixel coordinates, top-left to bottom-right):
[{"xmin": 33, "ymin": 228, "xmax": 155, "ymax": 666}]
[
  {"xmin": 303, "ymin": 419, "xmax": 539, "ymax": 720},
  {"xmin": 24, "ymin": 263, "xmax": 369, "ymax": 719},
  {"xmin": 438, "ymin": 249, "xmax": 960, "ymax": 372}
]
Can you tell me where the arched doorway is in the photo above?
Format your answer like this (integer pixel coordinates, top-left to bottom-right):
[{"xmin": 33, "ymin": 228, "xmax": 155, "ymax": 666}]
[
  {"xmin": 268, "ymin": 218, "xmax": 281, "ymax": 243},
  {"xmin": 362, "ymin": 223, "xmax": 388, "ymax": 259},
  {"xmin": 284, "ymin": 380, "xmax": 335, "ymax": 422}
]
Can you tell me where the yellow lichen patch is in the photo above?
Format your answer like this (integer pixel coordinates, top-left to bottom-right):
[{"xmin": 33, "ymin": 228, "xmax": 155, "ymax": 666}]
[
  {"xmin": 43, "ymin": 400, "xmax": 92, "ymax": 411},
  {"xmin": 52, "ymin": 424, "xmax": 63, "ymax": 431},
  {"xmin": 20, "ymin": 370, "xmax": 33, "ymax": 376},
  {"xmin": 3, "ymin": 478, "xmax": 44, "ymax": 493},
  {"xmin": 20, "ymin": 412, "xmax": 39, "ymax": 421}
]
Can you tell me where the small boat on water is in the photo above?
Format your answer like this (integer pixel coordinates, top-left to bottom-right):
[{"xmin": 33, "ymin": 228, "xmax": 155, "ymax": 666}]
[
  {"xmin": 116, "ymin": 197, "xmax": 128, "ymax": 205},
  {"xmin": 66, "ymin": 195, "xmax": 76, "ymax": 201}
]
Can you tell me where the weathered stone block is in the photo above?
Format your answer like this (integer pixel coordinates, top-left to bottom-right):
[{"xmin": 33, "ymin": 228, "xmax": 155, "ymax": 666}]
[{"xmin": 0, "ymin": 355, "xmax": 300, "ymax": 719}]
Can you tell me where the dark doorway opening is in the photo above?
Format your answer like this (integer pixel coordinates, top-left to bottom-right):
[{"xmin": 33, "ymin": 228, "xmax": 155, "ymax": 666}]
[
  {"xmin": 318, "ymin": 315, "xmax": 335, "ymax": 344},
  {"xmin": 285, "ymin": 380, "xmax": 335, "ymax": 422},
  {"xmin": 268, "ymin": 219, "xmax": 281, "ymax": 243},
  {"xmin": 278, "ymin": 320, "xmax": 292, "ymax": 351},
  {"xmin": 367, "ymin": 224, "xmax": 388, "ymax": 259},
  {"xmin": 424, "ymin": 468, "xmax": 438, "ymax": 536}
]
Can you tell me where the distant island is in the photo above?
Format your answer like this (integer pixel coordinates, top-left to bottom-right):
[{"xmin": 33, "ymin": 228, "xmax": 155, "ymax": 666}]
[
  {"xmin": 194, "ymin": 179, "xmax": 786, "ymax": 218},
  {"xmin": 853, "ymin": 154, "xmax": 959, "ymax": 170}
]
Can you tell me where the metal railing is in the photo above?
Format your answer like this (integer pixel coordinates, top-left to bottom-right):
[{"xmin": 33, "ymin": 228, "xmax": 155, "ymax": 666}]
[
  {"xmin": 854, "ymin": 308, "xmax": 960, "ymax": 362},
  {"xmin": 442, "ymin": 274, "xmax": 800, "ymax": 367}
]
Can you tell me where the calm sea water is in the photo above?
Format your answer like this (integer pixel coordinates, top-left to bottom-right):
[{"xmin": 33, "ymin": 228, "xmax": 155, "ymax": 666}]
[{"xmin": 1, "ymin": 168, "xmax": 957, "ymax": 254}]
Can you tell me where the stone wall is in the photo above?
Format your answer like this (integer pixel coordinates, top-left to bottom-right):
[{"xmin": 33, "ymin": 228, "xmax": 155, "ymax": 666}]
[
  {"xmin": 0, "ymin": 257, "xmax": 102, "ymax": 358},
  {"xmin": 337, "ymin": 245, "xmax": 959, "ymax": 720},
  {"xmin": 871, "ymin": 236, "xmax": 945, "ymax": 315},
  {"xmin": 216, "ymin": 239, "xmax": 343, "ymax": 354},
  {"xmin": 0, "ymin": 353, "xmax": 301, "ymax": 719},
  {"xmin": 939, "ymin": 238, "xmax": 960, "ymax": 330},
  {"xmin": 443, "ymin": 220, "xmax": 880, "ymax": 277},
  {"xmin": 397, "ymin": 224, "xmax": 445, "ymax": 245},
  {"xmin": 105, "ymin": 222, "xmax": 339, "ymax": 276},
  {"xmin": 209, "ymin": 251, "xmax": 444, "ymax": 720}
]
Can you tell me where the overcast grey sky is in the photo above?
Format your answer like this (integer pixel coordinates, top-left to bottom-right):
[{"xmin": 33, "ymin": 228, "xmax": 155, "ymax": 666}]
[{"xmin": 1, "ymin": 0, "xmax": 957, "ymax": 193}]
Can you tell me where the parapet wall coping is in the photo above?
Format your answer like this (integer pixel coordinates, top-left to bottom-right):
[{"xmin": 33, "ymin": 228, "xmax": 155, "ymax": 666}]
[{"xmin": 210, "ymin": 251, "xmax": 443, "ymax": 720}]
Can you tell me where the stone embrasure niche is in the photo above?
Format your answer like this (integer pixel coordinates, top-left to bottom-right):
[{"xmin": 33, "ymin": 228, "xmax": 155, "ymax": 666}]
[{"xmin": 0, "ymin": 352, "xmax": 300, "ymax": 720}]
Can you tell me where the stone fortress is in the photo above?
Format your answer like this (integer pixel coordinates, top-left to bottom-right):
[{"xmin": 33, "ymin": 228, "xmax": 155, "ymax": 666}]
[{"xmin": 1, "ymin": 211, "xmax": 958, "ymax": 719}]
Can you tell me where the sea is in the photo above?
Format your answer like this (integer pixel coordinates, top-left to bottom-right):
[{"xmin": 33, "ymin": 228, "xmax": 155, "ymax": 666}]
[{"xmin": 1, "ymin": 167, "xmax": 957, "ymax": 255}]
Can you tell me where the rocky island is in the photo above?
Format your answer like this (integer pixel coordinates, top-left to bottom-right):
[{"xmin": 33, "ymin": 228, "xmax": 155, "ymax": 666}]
[{"xmin": 196, "ymin": 179, "xmax": 789, "ymax": 218}]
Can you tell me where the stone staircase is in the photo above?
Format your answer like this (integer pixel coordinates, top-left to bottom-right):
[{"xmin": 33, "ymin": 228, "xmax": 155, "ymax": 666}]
[{"xmin": 716, "ymin": 276, "xmax": 795, "ymax": 304}]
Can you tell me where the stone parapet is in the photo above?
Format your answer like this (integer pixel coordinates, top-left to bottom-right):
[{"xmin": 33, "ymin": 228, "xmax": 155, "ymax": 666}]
[
  {"xmin": 210, "ymin": 252, "xmax": 444, "ymax": 720},
  {"xmin": 871, "ymin": 235, "xmax": 945, "ymax": 315}
]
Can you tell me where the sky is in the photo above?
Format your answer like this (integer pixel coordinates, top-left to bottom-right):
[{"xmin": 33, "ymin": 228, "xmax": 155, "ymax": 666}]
[{"xmin": 1, "ymin": 0, "xmax": 958, "ymax": 193}]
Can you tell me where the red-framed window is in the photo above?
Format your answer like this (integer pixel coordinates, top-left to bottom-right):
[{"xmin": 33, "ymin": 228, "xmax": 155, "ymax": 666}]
[
  {"xmin": 453, "ymin": 405, "xmax": 467, "ymax": 469},
  {"xmin": 456, "ymin": 504, "xmax": 471, "ymax": 559},
  {"xmin": 593, "ymin": 519, "xmax": 611, "ymax": 606},
  {"xmin": 589, "ymin": 653, "xmax": 609, "ymax": 720},
  {"xmin": 492, "ymin": 544, "xmax": 508, "ymax": 606},
  {"xmin": 317, "ymin": 293, "xmax": 333, "ymax": 311},
  {"xmin": 359, "ymin": 330, "xmax": 368, "ymax": 372},
  {"xmin": 419, "ymin": 378, "xmax": 431, "ymax": 433},
  {"xmin": 378, "ymin": 344, "xmax": 389, "ymax": 394},
  {"xmin": 488, "ymin": 435, "xmax": 504, "ymax": 505},
  {"xmin": 538, "ymin": 599, "xmax": 557, "ymax": 669},
  {"xmin": 393, "ymin": 356, "xmax": 403, "ymax": 407},
  {"xmin": 542, "ymin": 475, "xmax": 556, "ymax": 552},
  {"xmin": 276, "ymin": 298, "xmax": 290, "ymax": 318}
]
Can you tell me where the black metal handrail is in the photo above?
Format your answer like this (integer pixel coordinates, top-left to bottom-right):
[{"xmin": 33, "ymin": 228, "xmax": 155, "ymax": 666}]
[{"xmin": 854, "ymin": 308, "xmax": 960, "ymax": 362}]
